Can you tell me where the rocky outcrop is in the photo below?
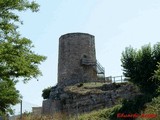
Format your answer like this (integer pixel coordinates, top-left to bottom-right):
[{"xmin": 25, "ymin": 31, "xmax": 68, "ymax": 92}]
[{"xmin": 42, "ymin": 82, "xmax": 140, "ymax": 115}]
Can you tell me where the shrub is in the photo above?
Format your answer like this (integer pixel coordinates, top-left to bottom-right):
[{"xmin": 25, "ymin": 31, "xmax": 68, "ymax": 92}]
[
  {"xmin": 137, "ymin": 96, "xmax": 160, "ymax": 120},
  {"xmin": 42, "ymin": 87, "xmax": 51, "ymax": 99},
  {"xmin": 121, "ymin": 43, "xmax": 160, "ymax": 94}
]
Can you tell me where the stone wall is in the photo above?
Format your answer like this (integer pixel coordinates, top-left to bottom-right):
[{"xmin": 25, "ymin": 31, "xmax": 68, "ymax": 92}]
[
  {"xmin": 42, "ymin": 99, "xmax": 62, "ymax": 115},
  {"xmin": 42, "ymin": 83, "xmax": 140, "ymax": 115},
  {"xmin": 58, "ymin": 33, "xmax": 97, "ymax": 87},
  {"xmin": 32, "ymin": 107, "xmax": 42, "ymax": 115},
  {"xmin": 62, "ymin": 83, "xmax": 140, "ymax": 115}
]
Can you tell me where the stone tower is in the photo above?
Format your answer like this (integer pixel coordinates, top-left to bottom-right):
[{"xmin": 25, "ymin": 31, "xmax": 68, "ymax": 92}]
[{"xmin": 58, "ymin": 33, "xmax": 97, "ymax": 86}]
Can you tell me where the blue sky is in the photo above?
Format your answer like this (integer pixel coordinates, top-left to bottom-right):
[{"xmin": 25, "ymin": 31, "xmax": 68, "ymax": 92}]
[{"xmin": 13, "ymin": 0, "xmax": 160, "ymax": 113}]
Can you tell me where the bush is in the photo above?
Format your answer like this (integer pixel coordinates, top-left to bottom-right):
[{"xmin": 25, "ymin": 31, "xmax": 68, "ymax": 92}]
[
  {"xmin": 136, "ymin": 96, "xmax": 160, "ymax": 120},
  {"xmin": 121, "ymin": 43, "xmax": 160, "ymax": 94},
  {"xmin": 42, "ymin": 87, "xmax": 51, "ymax": 99},
  {"xmin": 76, "ymin": 105, "xmax": 121, "ymax": 120}
]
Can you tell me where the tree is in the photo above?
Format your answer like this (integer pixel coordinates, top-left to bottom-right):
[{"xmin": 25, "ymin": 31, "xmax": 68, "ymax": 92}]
[
  {"xmin": 0, "ymin": 80, "xmax": 20, "ymax": 115},
  {"xmin": 153, "ymin": 62, "xmax": 160, "ymax": 94},
  {"xmin": 0, "ymin": 0, "xmax": 46, "ymax": 115},
  {"xmin": 121, "ymin": 43, "xmax": 160, "ymax": 94}
]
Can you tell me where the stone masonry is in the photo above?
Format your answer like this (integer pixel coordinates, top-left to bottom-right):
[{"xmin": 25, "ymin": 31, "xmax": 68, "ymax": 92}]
[
  {"xmin": 42, "ymin": 82, "xmax": 140, "ymax": 115},
  {"xmin": 58, "ymin": 33, "xmax": 97, "ymax": 87}
]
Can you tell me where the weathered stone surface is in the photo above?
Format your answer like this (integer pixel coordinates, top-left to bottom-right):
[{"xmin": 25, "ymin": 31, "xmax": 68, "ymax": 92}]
[
  {"xmin": 61, "ymin": 83, "xmax": 140, "ymax": 115},
  {"xmin": 42, "ymin": 99, "xmax": 62, "ymax": 115},
  {"xmin": 32, "ymin": 107, "xmax": 42, "ymax": 115},
  {"xmin": 58, "ymin": 33, "xmax": 97, "ymax": 87},
  {"xmin": 42, "ymin": 83, "xmax": 140, "ymax": 115}
]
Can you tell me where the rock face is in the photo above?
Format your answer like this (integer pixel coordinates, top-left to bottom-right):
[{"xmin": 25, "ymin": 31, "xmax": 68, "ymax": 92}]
[
  {"xmin": 42, "ymin": 82, "xmax": 140, "ymax": 115},
  {"xmin": 58, "ymin": 33, "xmax": 97, "ymax": 87}
]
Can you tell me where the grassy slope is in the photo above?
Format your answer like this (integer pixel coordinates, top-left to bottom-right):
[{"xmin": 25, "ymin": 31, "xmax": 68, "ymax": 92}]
[
  {"xmin": 75, "ymin": 96, "xmax": 160, "ymax": 120},
  {"xmin": 74, "ymin": 105, "xmax": 121, "ymax": 120}
]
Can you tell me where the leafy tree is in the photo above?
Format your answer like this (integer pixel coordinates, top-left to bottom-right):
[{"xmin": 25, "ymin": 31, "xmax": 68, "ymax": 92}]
[
  {"xmin": 153, "ymin": 62, "xmax": 160, "ymax": 94},
  {"xmin": 0, "ymin": 0, "xmax": 46, "ymax": 83},
  {"xmin": 154, "ymin": 63, "xmax": 160, "ymax": 80},
  {"xmin": 0, "ymin": 0, "xmax": 46, "ymax": 115},
  {"xmin": 0, "ymin": 80, "xmax": 20, "ymax": 116},
  {"xmin": 121, "ymin": 43, "xmax": 160, "ymax": 94},
  {"xmin": 42, "ymin": 87, "xmax": 52, "ymax": 99}
]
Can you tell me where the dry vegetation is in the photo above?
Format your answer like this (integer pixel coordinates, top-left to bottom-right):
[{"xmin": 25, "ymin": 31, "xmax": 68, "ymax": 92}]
[
  {"xmin": 64, "ymin": 82, "xmax": 107, "ymax": 95},
  {"xmin": 15, "ymin": 112, "xmax": 70, "ymax": 120}
]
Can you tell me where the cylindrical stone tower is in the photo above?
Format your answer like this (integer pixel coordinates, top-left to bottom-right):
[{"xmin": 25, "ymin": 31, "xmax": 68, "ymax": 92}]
[{"xmin": 58, "ymin": 33, "xmax": 97, "ymax": 87}]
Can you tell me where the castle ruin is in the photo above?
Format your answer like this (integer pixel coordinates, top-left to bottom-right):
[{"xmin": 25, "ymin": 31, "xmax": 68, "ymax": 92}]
[
  {"xmin": 58, "ymin": 33, "xmax": 104, "ymax": 86},
  {"xmin": 41, "ymin": 33, "xmax": 139, "ymax": 116}
]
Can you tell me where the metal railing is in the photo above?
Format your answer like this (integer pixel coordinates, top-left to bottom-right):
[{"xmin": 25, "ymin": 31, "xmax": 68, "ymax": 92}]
[
  {"xmin": 96, "ymin": 61, "xmax": 105, "ymax": 74},
  {"xmin": 81, "ymin": 58, "xmax": 105, "ymax": 80},
  {"xmin": 81, "ymin": 58, "xmax": 105, "ymax": 74},
  {"xmin": 105, "ymin": 75, "xmax": 130, "ymax": 83}
]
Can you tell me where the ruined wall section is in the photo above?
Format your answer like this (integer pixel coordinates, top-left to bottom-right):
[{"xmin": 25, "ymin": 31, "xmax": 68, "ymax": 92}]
[
  {"xmin": 58, "ymin": 33, "xmax": 97, "ymax": 87},
  {"xmin": 62, "ymin": 83, "xmax": 140, "ymax": 114},
  {"xmin": 42, "ymin": 99, "xmax": 62, "ymax": 115},
  {"xmin": 42, "ymin": 83, "xmax": 141, "ymax": 115}
]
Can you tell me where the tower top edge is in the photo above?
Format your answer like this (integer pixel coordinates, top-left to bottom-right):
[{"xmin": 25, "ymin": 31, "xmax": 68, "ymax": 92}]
[{"xmin": 59, "ymin": 32, "xmax": 94, "ymax": 40}]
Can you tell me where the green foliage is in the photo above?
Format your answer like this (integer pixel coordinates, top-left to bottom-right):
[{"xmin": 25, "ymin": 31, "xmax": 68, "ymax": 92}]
[
  {"xmin": 0, "ymin": 0, "xmax": 39, "ymax": 40},
  {"xmin": 0, "ymin": 80, "xmax": 21, "ymax": 115},
  {"xmin": 136, "ymin": 96, "xmax": 160, "ymax": 120},
  {"xmin": 0, "ymin": 0, "xmax": 46, "ymax": 115},
  {"xmin": 0, "ymin": 38, "xmax": 46, "ymax": 83},
  {"xmin": 110, "ymin": 95, "xmax": 152, "ymax": 119},
  {"xmin": 153, "ymin": 63, "xmax": 160, "ymax": 95},
  {"xmin": 75, "ymin": 105, "xmax": 121, "ymax": 120},
  {"xmin": 154, "ymin": 63, "xmax": 160, "ymax": 80},
  {"xmin": 120, "ymin": 43, "xmax": 160, "ymax": 119},
  {"xmin": 42, "ymin": 87, "xmax": 52, "ymax": 99},
  {"xmin": 121, "ymin": 43, "xmax": 160, "ymax": 93},
  {"xmin": 0, "ymin": 0, "xmax": 46, "ymax": 83}
]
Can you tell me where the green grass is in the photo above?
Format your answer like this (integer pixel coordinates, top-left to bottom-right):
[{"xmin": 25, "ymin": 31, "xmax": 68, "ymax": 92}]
[{"xmin": 71, "ymin": 105, "xmax": 122, "ymax": 120}]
